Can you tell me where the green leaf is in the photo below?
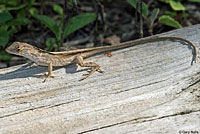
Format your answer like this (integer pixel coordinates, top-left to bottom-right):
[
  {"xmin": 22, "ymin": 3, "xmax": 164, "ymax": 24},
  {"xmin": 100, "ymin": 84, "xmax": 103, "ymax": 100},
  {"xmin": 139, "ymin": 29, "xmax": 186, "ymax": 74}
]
[
  {"xmin": 0, "ymin": 0, "xmax": 18, "ymax": 6},
  {"xmin": 0, "ymin": 50, "xmax": 12, "ymax": 61},
  {"xmin": 46, "ymin": 38, "xmax": 56, "ymax": 51},
  {"xmin": 8, "ymin": 28, "xmax": 18, "ymax": 35},
  {"xmin": 32, "ymin": 14, "xmax": 59, "ymax": 38},
  {"xmin": 6, "ymin": 3, "xmax": 27, "ymax": 11},
  {"xmin": 26, "ymin": 0, "xmax": 35, "ymax": 6},
  {"xmin": 163, "ymin": 10, "xmax": 177, "ymax": 17},
  {"xmin": 189, "ymin": 0, "xmax": 200, "ymax": 2},
  {"xmin": 68, "ymin": 0, "xmax": 79, "ymax": 6},
  {"xmin": 7, "ymin": 17, "xmax": 31, "ymax": 26},
  {"xmin": 64, "ymin": 13, "xmax": 96, "ymax": 38},
  {"xmin": 29, "ymin": 7, "xmax": 38, "ymax": 15},
  {"xmin": 0, "ymin": 28, "xmax": 9, "ymax": 47},
  {"xmin": 149, "ymin": 8, "xmax": 159, "ymax": 26},
  {"xmin": 169, "ymin": 0, "xmax": 185, "ymax": 11},
  {"xmin": 0, "ymin": 5, "xmax": 6, "ymax": 11},
  {"xmin": 127, "ymin": 0, "xmax": 148, "ymax": 17},
  {"xmin": 0, "ymin": 25, "xmax": 8, "ymax": 31},
  {"xmin": 57, "ymin": 23, "xmax": 63, "ymax": 42},
  {"xmin": 17, "ymin": 9, "xmax": 26, "ymax": 18},
  {"xmin": 53, "ymin": 4, "xmax": 63, "ymax": 15},
  {"xmin": 0, "ymin": 10, "xmax": 13, "ymax": 25},
  {"xmin": 159, "ymin": 15, "xmax": 182, "ymax": 28},
  {"xmin": 159, "ymin": 0, "xmax": 170, "ymax": 3},
  {"xmin": 68, "ymin": 0, "xmax": 74, "ymax": 5}
]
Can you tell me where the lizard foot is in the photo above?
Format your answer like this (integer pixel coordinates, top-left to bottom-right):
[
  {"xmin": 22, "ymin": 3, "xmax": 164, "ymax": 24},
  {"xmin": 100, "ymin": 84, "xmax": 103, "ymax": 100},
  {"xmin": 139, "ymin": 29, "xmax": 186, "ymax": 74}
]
[
  {"xmin": 42, "ymin": 73, "xmax": 55, "ymax": 82},
  {"xmin": 80, "ymin": 74, "xmax": 90, "ymax": 81},
  {"xmin": 80, "ymin": 68, "xmax": 104, "ymax": 81},
  {"xmin": 98, "ymin": 68, "xmax": 104, "ymax": 73}
]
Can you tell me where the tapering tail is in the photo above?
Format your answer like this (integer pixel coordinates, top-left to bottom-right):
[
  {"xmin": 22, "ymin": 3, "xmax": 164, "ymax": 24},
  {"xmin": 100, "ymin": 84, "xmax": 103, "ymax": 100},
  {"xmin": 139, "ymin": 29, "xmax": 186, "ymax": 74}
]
[{"xmin": 82, "ymin": 36, "xmax": 197, "ymax": 63}]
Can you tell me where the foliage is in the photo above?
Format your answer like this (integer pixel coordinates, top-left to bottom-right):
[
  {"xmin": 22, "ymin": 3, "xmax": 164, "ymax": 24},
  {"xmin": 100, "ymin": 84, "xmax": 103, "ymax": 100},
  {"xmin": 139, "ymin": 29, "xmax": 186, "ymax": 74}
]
[
  {"xmin": 159, "ymin": 15, "xmax": 182, "ymax": 28},
  {"xmin": 169, "ymin": 0, "xmax": 185, "ymax": 11},
  {"xmin": 1, "ymin": 0, "xmax": 199, "ymax": 61},
  {"xmin": 149, "ymin": 8, "xmax": 160, "ymax": 27},
  {"xmin": 68, "ymin": 0, "xmax": 79, "ymax": 5},
  {"xmin": 0, "ymin": 49, "xmax": 12, "ymax": 61},
  {"xmin": 158, "ymin": 0, "xmax": 185, "ymax": 28},
  {"xmin": 0, "ymin": 0, "xmax": 32, "ymax": 61},
  {"xmin": 127, "ymin": 0, "xmax": 174, "ymax": 29},
  {"xmin": 30, "ymin": 4, "xmax": 96, "ymax": 51},
  {"xmin": 0, "ymin": 0, "xmax": 96, "ymax": 62},
  {"xmin": 189, "ymin": 0, "xmax": 200, "ymax": 2},
  {"xmin": 127, "ymin": 0, "xmax": 200, "ymax": 31},
  {"xmin": 46, "ymin": 38, "xmax": 56, "ymax": 51},
  {"xmin": 159, "ymin": 0, "xmax": 185, "ymax": 11},
  {"xmin": 127, "ymin": 0, "xmax": 148, "ymax": 17},
  {"xmin": 127, "ymin": 0, "xmax": 160, "ymax": 33}
]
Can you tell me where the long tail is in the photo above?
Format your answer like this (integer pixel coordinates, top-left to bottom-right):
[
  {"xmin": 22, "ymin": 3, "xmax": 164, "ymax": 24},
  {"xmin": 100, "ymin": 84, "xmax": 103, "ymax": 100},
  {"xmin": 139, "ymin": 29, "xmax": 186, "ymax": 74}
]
[{"xmin": 82, "ymin": 36, "xmax": 197, "ymax": 63}]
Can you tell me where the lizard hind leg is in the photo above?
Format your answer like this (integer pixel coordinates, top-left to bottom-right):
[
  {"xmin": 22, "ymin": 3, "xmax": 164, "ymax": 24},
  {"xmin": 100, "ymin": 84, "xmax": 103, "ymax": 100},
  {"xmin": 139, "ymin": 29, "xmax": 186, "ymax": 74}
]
[{"xmin": 75, "ymin": 55, "xmax": 104, "ymax": 80}]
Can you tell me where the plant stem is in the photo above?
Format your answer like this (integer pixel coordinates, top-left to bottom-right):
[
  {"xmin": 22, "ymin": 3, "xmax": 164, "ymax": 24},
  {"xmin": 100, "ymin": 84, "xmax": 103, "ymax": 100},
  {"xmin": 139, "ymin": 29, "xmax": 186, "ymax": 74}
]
[
  {"xmin": 60, "ymin": 0, "xmax": 68, "ymax": 48},
  {"xmin": 139, "ymin": 0, "xmax": 143, "ymax": 38}
]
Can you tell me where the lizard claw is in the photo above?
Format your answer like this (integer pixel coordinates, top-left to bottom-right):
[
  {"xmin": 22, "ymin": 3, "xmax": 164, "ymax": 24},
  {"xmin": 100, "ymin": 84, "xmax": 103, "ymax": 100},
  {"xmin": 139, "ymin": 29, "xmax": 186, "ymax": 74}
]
[
  {"xmin": 82, "ymin": 73, "xmax": 89, "ymax": 76},
  {"xmin": 80, "ymin": 68, "xmax": 104, "ymax": 81},
  {"xmin": 98, "ymin": 68, "xmax": 104, "ymax": 73},
  {"xmin": 42, "ymin": 73, "xmax": 55, "ymax": 82},
  {"xmin": 79, "ymin": 73, "xmax": 90, "ymax": 81},
  {"xmin": 80, "ymin": 76, "xmax": 88, "ymax": 81}
]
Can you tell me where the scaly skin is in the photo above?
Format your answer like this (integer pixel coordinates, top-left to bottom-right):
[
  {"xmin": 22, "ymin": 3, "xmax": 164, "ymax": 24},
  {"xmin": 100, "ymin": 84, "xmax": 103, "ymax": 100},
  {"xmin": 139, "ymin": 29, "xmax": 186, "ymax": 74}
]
[{"xmin": 6, "ymin": 36, "xmax": 197, "ymax": 82}]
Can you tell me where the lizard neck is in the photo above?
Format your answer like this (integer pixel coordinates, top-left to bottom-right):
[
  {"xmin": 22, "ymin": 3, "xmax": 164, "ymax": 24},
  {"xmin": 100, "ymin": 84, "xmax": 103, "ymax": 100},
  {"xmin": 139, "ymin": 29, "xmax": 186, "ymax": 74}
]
[{"xmin": 23, "ymin": 48, "xmax": 50, "ymax": 65}]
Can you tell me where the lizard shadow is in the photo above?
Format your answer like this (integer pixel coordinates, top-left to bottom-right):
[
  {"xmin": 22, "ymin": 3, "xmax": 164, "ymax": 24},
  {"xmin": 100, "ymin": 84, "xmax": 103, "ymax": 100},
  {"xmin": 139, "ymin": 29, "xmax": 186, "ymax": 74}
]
[
  {"xmin": 64, "ymin": 63, "xmax": 92, "ymax": 74},
  {"xmin": 0, "ymin": 40, "xmax": 196, "ymax": 81},
  {"xmin": 0, "ymin": 64, "xmax": 49, "ymax": 81},
  {"xmin": 0, "ymin": 62, "xmax": 89, "ymax": 81},
  {"xmin": 173, "ymin": 40, "xmax": 196, "ymax": 65},
  {"xmin": 157, "ymin": 40, "xmax": 196, "ymax": 65}
]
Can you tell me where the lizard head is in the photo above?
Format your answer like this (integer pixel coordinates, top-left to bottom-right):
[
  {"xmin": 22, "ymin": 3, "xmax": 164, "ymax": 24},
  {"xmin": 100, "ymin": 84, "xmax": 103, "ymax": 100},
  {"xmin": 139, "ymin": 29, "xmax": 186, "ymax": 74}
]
[{"xmin": 6, "ymin": 42, "xmax": 34, "ymax": 56}]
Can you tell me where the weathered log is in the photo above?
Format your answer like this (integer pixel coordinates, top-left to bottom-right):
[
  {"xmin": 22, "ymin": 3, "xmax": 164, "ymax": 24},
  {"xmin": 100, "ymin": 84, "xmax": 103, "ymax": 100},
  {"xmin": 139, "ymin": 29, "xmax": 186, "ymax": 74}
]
[{"xmin": 0, "ymin": 24, "xmax": 200, "ymax": 134}]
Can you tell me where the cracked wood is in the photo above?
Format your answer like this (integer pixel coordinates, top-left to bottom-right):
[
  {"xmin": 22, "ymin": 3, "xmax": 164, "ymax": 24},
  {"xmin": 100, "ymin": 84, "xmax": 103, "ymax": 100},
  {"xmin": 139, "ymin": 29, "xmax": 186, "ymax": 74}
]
[{"xmin": 0, "ymin": 24, "xmax": 200, "ymax": 134}]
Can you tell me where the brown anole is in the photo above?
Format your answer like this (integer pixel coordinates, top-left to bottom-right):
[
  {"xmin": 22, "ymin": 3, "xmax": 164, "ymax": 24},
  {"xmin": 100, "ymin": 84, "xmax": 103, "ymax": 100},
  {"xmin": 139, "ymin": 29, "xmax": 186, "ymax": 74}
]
[{"xmin": 6, "ymin": 36, "xmax": 197, "ymax": 82}]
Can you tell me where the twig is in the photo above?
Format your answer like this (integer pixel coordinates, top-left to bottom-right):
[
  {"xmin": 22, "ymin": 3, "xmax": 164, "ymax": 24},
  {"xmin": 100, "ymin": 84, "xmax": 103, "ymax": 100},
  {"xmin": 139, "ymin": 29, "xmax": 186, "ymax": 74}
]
[
  {"xmin": 60, "ymin": 0, "xmax": 78, "ymax": 48},
  {"xmin": 135, "ymin": 1, "xmax": 139, "ymax": 28},
  {"xmin": 60, "ymin": 0, "xmax": 68, "ymax": 48},
  {"xmin": 139, "ymin": 0, "xmax": 144, "ymax": 38},
  {"xmin": 92, "ymin": 0, "xmax": 106, "ymax": 46},
  {"xmin": 97, "ymin": 0, "xmax": 106, "ymax": 32}
]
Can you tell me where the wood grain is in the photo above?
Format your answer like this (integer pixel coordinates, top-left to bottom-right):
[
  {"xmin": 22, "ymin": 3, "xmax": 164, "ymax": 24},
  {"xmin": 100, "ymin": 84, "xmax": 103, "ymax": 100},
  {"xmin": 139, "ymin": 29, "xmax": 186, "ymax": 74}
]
[{"xmin": 0, "ymin": 24, "xmax": 200, "ymax": 134}]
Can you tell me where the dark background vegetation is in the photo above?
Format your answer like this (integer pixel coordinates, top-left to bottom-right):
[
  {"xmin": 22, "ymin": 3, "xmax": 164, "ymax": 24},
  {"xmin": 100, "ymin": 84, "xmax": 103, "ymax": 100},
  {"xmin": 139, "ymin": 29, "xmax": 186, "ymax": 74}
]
[{"xmin": 0, "ymin": 0, "xmax": 200, "ymax": 68}]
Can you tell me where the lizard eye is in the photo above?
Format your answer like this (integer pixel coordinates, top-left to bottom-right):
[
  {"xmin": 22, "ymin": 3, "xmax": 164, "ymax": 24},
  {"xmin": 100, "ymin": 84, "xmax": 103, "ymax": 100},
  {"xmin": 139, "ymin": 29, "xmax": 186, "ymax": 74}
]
[{"xmin": 17, "ymin": 46, "xmax": 23, "ymax": 52}]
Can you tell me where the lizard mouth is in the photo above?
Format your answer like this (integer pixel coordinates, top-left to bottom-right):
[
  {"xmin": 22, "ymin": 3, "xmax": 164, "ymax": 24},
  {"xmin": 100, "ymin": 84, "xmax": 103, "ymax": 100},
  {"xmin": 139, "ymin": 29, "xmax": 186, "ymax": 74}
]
[
  {"xmin": 5, "ymin": 47, "xmax": 14, "ymax": 54},
  {"xmin": 5, "ymin": 46, "xmax": 17, "ymax": 55}
]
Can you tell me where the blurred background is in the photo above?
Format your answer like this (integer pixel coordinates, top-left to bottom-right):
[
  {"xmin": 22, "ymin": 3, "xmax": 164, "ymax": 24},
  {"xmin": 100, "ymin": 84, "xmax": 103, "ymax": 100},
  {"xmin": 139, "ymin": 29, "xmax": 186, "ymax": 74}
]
[{"xmin": 0, "ymin": 0, "xmax": 200, "ymax": 68}]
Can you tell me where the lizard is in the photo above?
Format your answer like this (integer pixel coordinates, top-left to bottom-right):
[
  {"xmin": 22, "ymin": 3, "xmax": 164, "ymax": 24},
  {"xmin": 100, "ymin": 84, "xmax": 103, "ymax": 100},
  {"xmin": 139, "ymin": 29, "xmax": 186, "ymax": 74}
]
[{"xmin": 5, "ymin": 36, "xmax": 197, "ymax": 82}]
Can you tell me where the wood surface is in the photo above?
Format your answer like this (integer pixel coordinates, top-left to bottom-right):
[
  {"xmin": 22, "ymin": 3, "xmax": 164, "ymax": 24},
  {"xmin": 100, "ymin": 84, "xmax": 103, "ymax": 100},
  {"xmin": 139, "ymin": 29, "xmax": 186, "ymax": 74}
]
[{"xmin": 0, "ymin": 24, "xmax": 200, "ymax": 134}]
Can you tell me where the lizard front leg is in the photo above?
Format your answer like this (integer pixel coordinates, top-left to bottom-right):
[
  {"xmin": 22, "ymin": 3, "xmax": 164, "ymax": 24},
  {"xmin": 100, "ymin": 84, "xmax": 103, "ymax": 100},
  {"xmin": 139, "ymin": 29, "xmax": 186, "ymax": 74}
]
[
  {"xmin": 43, "ymin": 62, "xmax": 54, "ymax": 82},
  {"xmin": 75, "ymin": 55, "xmax": 104, "ymax": 80}
]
